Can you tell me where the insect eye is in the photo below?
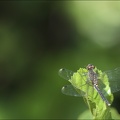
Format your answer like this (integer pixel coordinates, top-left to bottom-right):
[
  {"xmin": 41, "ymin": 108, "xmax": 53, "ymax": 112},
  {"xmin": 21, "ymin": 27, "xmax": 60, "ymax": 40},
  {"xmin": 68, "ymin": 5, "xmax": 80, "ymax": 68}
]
[{"xmin": 87, "ymin": 64, "xmax": 94, "ymax": 70}]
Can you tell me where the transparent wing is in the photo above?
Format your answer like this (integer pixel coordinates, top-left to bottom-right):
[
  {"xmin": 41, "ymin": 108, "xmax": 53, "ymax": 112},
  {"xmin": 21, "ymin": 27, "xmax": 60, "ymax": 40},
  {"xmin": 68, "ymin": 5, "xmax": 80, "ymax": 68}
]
[
  {"xmin": 58, "ymin": 68, "xmax": 74, "ymax": 80},
  {"xmin": 61, "ymin": 85, "xmax": 85, "ymax": 97},
  {"xmin": 59, "ymin": 68, "xmax": 94, "ymax": 97},
  {"xmin": 103, "ymin": 67, "xmax": 120, "ymax": 93}
]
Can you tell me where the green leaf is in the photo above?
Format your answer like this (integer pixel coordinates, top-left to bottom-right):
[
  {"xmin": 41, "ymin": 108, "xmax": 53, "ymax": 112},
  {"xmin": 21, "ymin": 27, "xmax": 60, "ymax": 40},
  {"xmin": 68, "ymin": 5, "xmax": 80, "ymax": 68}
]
[{"xmin": 60, "ymin": 66, "xmax": 114, "ymax": 119}]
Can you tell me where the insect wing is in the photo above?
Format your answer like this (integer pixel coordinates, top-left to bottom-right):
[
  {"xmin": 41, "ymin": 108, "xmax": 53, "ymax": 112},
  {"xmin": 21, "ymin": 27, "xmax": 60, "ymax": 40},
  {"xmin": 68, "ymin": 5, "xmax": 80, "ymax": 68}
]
[
  {"xmin": 61, "ymin": 85, "xmax": 85, "ymax": 97},
  {"xmin": 103, "ymin": 67, "xmax": 120, "ymax": 93},
  {"xmin": 58, "ymin": 68, "xmax": 74, "ymax": 80}
]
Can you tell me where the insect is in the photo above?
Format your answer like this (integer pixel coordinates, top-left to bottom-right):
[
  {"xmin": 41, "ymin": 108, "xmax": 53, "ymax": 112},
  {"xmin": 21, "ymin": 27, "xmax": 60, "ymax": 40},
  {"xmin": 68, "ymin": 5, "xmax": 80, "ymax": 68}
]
[
  {"xmin": 59, "ymin": 64, "xmax": 120, "ymax": 106},
  {"xmin": 86, "ymin": 64, "xmax": 110, "ymax": 106}
]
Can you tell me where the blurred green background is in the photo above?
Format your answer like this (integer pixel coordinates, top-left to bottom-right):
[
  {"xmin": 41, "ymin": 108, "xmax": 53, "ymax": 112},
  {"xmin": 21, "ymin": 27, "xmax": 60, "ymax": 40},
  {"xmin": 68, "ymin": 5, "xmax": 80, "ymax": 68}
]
[{"xmin": 0, "ymin": 1, "xmax": 120, "ymax": 119}]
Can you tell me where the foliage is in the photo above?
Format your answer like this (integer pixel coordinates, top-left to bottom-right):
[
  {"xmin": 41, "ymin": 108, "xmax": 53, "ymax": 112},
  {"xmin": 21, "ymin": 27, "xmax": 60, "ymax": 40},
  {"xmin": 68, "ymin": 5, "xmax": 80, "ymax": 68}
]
[{"xmin": 59, "ymin": 66, "xmax": 117, "ymax": 119}]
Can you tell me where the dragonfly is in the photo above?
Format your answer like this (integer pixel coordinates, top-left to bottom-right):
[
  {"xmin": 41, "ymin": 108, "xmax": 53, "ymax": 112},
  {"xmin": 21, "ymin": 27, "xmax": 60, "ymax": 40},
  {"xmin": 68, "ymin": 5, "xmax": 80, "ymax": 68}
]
[
  {"xmin": 59, "ymin": 64, "xmax": 120, "ymax": 106},
  {"xmin": 86, "ymin": 64, "xmax": 110, "ymax": 106}
]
